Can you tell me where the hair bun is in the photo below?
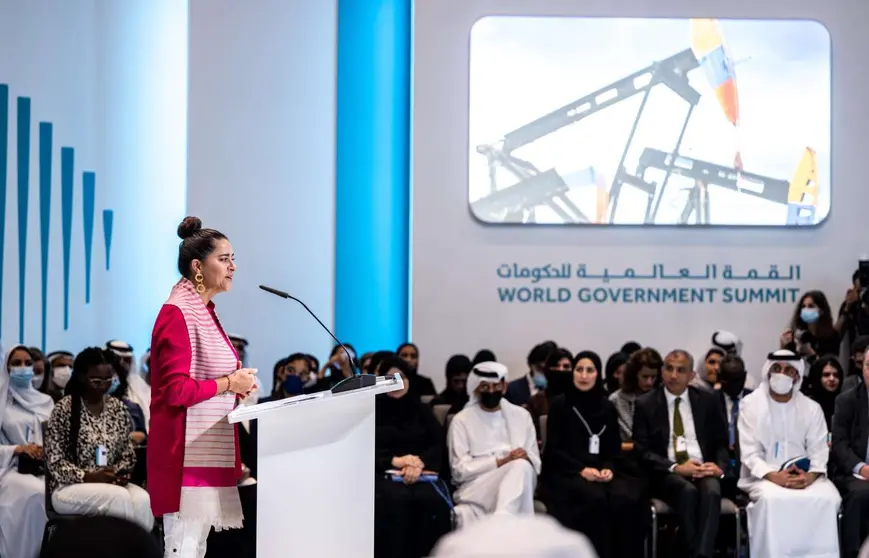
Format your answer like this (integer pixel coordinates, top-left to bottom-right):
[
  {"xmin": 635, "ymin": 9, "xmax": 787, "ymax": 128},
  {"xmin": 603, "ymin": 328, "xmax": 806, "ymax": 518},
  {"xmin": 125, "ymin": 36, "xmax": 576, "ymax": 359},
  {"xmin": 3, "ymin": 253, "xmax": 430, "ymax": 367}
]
[{"xmin": 177, "ymin": 216, "xmax": 203, "ymax": 240}]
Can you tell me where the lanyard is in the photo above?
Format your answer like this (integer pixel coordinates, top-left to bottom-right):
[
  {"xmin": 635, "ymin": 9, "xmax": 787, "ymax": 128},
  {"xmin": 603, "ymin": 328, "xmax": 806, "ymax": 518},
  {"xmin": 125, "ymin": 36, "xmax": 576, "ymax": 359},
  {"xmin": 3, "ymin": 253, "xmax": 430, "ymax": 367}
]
[{"xmin": 572, "ymin": 406, "xmax": 607, "ymax": 437}]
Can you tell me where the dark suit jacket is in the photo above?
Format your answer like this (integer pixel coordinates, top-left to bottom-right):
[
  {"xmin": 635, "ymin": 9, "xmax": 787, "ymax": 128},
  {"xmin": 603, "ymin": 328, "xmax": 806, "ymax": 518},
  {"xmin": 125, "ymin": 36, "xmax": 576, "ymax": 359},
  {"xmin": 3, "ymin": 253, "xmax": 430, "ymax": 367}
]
[
  {"xmin": 633, "ymin": 385, "xmax": 729, "ymax": 476},
  {"xmin": 506, "ymin": 376, "xmax": 532, "ymax": 407},
  {"xmin": 831, "ymin": 383, "xmax": 869, "ymax": 480},
  {"xmin": 718, "ymin": 388, "xmax": 752, "ymax": 477}
]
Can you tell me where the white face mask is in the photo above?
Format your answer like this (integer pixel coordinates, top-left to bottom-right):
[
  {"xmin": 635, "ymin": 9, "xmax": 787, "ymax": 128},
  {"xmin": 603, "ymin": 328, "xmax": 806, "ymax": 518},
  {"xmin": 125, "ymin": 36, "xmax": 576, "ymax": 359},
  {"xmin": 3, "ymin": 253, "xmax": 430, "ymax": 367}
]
[
  {"xmin": 768, "ymin": 372, "xmax": 795, "ymax": 395},
  {"xmin": 53, "ymin": 366, "xmax": 72, "ymax": 388},
  {"xmin": 32, "ymin": 374, "xmax": 44, "ymax": 389}
]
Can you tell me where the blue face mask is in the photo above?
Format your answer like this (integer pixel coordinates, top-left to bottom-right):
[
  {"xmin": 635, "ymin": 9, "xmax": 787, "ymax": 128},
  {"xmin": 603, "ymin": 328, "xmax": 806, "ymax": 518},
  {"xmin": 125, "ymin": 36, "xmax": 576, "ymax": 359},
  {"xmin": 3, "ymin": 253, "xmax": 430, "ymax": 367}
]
[
  {"xmin": 282, "ymin": 375, "xmax": 304, "ymax": 396},
  {"xmin": 108, "ymin": 376, "xmax": 120, "ymax": 395},
  {"xmin": 9, "ymin": 367, "xmax": 34, "ymax": 389},
  {"xmin": 800, "ymin": 308, "xmax": 820, "ymax": 324},
  {"xmin": 533, "ymin": 373, "xmax": 548, "ymax": 390}
]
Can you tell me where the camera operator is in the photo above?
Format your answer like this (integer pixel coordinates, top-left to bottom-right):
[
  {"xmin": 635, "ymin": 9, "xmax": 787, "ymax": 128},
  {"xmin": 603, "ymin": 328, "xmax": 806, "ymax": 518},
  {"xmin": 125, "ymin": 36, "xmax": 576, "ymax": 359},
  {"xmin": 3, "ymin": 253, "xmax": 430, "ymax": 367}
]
[
  {"xmin": 837, "ymin": 268, "xmax": 869, "ymax": 342},
  {"xmin": 780, "ymin": 290, "xmax": 843, "ymax": 364}
]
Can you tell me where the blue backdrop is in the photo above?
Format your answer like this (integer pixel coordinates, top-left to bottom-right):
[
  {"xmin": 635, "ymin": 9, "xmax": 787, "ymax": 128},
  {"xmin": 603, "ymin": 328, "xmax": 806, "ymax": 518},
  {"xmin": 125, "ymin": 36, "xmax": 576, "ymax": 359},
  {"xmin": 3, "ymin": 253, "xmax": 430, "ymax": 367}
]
[{"xmin": 335, "ymin": 0, "xmax": 412, "ymax": 354}]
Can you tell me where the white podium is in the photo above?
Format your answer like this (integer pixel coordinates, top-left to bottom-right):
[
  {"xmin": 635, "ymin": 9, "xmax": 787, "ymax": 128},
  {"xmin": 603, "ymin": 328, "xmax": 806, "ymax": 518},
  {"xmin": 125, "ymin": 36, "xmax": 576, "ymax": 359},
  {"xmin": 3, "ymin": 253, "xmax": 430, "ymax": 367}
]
[{"xmin": 228, "ymin": 375, "xmax": 404, "ymax": 558}]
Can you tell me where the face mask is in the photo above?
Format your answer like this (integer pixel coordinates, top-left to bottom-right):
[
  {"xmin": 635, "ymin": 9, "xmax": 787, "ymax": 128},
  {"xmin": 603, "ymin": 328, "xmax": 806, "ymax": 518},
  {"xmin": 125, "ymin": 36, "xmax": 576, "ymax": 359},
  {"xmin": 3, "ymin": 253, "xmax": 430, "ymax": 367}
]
[
  {"xmin": 9, "ymin": 367, "xmax": 34, "ymax": 389},
  {"xmin": 53, "ymin": 366, "xmax": 72, "ymax": 388},
  {"xmin": 108, "ymin": 376, "xmax": 120, "ymax": 395},
  {"xmin": 32, "ymin": 374, "xmax": 44, "ymax": 389},
  {"xmin": 282, "ymin": 375, "xmax": 304, "ymax": 396},
  {"xmin": 303, "ymin": 375, "xmax": 318, "ymax": 388},
  {"xmin": 532, "ymin": 373, "xmax": 548, "ymax": 390},
  {"xmin": 768, "ymin": 372, "xmax": 795, "ymax": 395},
  {"xmin": 800, "ymin": 308, "xmax": 820, "ymax": 324},
  {"xmin": 479, "ymin": 391, "xmax": 503, "ymax": 410}
]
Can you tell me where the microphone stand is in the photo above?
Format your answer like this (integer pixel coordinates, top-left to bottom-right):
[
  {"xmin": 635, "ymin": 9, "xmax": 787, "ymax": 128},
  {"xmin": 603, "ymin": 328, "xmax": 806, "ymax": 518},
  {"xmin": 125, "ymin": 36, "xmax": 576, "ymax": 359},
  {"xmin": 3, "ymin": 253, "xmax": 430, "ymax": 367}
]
[{"xmin": 259, "ymin": 285, "xmax": 376, "ymax": 393}]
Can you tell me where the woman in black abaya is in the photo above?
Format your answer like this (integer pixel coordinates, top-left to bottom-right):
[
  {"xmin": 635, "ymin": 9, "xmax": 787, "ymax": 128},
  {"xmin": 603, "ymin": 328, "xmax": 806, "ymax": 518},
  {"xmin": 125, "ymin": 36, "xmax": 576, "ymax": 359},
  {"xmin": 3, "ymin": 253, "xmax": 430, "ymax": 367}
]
[
  {"xmin": 374, "ymin": 357, "xmax": 451, "ymax": 558},
  {"xmin": 542, "ymin": 351, "xmax": 648, "ymax": 558}
]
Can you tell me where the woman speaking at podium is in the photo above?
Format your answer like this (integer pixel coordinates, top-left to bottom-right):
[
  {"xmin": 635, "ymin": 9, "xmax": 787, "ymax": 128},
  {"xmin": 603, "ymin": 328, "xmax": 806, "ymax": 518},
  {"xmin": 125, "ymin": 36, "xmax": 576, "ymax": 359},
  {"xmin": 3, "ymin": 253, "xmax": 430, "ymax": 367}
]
[{"xmin": 148, "ymin": 216, "xmax": 257, "ymax": 558}]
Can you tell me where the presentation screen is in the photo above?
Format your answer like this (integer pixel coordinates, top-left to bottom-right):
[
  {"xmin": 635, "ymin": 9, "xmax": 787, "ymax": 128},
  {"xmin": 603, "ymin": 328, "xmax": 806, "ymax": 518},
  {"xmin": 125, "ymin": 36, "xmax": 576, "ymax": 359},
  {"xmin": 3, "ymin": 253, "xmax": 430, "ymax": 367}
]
[{"xmin": 468, "ymin": 16, "xmax": 831, "ymax": 227}]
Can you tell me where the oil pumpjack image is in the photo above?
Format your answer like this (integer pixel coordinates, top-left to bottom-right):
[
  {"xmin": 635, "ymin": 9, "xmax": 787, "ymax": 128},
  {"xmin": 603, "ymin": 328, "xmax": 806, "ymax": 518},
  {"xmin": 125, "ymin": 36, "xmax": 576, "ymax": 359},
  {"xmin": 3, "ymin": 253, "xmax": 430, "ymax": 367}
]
[{"xmin": 470, "ymin": 18, "xmax": 823, "ymax": 226}]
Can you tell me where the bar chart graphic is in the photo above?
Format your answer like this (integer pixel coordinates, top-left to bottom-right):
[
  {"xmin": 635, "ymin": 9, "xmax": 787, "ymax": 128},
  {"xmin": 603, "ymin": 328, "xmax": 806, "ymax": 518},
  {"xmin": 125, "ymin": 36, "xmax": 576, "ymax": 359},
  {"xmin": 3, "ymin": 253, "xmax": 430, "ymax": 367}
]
[{"xmin": 0, "ymin": 83, "xmax": 115, "ymax": 349}]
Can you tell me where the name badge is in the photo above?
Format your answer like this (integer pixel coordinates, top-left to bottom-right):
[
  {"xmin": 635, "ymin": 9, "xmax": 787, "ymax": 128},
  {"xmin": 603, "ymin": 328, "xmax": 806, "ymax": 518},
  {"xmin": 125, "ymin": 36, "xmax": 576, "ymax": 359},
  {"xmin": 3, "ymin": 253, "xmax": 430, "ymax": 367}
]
[
  {"xmin": 589, "ymin": 434, "xmax": 600, "ymax": 455},
  {"xmin": 675, "ymin": 436, "xmax": 688, "ymax": 453},
  {"xmin": 96, "ymin": 445, "xmax": 108, "ymax": 467}
]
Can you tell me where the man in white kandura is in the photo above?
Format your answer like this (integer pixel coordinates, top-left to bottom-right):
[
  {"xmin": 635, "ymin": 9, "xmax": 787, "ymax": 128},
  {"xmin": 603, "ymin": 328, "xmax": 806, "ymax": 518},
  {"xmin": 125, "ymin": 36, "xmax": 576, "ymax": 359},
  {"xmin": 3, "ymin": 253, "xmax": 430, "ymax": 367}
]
[
  {"xmin": 447, "ymin": 361, "xmax": 541, "ymax": 527},
  {"xmin": 737, "ymin": 350, "xmax": 841, "ymax": 558}
]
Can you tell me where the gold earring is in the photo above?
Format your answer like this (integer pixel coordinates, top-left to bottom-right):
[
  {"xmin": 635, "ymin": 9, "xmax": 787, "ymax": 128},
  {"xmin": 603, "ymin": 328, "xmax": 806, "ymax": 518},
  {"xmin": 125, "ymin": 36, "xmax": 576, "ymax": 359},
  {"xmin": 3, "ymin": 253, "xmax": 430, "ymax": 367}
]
[{"xmin": 194, "ymin": 273, "xmax": 205, "ymax": 294}]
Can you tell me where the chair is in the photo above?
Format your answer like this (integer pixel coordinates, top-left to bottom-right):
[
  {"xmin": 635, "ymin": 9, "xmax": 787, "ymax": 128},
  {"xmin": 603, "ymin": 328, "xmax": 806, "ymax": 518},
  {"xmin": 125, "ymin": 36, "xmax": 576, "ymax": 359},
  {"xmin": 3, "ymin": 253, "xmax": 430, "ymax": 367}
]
[
  {"xmin": 649, "ymin": 497, "xmax": 741, "ymax": 558},
  {"xmin": 433, "ymin": 404, "xmax": 451, "ymax": 426},
  {"xmin": 40, "ymin": 450, "xmax": 83, "ymax": 554},
  {"xmin": 420, "ymin": 394, "xmax": 435, "ymax": 405},
  {"xmin": 539, "ymin": 415, "xmax": 548, "ymax": 451}
]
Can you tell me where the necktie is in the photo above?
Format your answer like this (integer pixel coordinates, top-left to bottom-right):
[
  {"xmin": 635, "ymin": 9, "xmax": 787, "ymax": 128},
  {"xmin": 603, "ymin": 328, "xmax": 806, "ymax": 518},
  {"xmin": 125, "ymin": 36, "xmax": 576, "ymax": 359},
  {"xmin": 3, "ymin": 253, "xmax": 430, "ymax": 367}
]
[
  {"xmin": 729, "ymin": 397, "xmax": 740, "ymax": 447},
  {"xmin": 673, "ymin": 397, "xmax": 689, "ymax": 464}
]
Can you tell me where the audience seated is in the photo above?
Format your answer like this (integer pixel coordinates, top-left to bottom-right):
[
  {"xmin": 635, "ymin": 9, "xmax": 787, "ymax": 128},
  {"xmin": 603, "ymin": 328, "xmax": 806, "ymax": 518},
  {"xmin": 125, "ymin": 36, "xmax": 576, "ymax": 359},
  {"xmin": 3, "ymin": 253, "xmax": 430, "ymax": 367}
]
[
  {"xmin": 506, "ymin": 342, "xmax": 557, "ymax": 407},
  {"xmin": 311, "ymin": 344, "xmax": 358, "ymax": 391},
  {"xmin": 262, "ymin": 352, "xmax": 310, "ymax": 402},
  {"xmin": 842, "ymin": 335, "xmax": 869, "ymax": 392},
  {"xmin": 106, "ymin": 341, "xmax": 151, "ymax": 435},
  {"xmin": 738, "ymin": 350, "xmax": 840, "ymax": 557},
  {"xmin": 430, "ymin": 354, "xmax": 472, "ymax": 414},
  {"xmin": 106, "ymin": 353, "xmax": 148, "ymax": 447},
  {"xmin": 0, "ymin": 345, "xmax": 53, "ymax": 558},
  {"xmin": 29, "ymin": 347, "xmax": 56, "ymax": 399},
  {"xmin": 839, "ymin": 269, "xmax": 869, "ymax": 344},
  {"xmin": 46, "ymin": 350, "xmax": 74, "ymax": 402},
  {"xmin": 832, "ymin": 345, "xmax": 869, "ymax": 558},
  {"xmin": 803, "ymin": 355, "xmax": 844, "ymax": 429},
  {"xmin": 609, "ymin": 347, "xmax": 662, "ymax": 446},
  {"xmin": 717, "ymin": 355, "xmax": 751, "ymax": 499},
  {"xmin": 374, "ymin": 356, "xmax": 451, "ymax": 558},
  {"xmin": 397, "ymin": 343, "xmax": 437, "ymax": 397},
  {"xmin": 690, "ymin": 331, "xmax": 742, "ymax": 393},
  {"xmin": 45, "ymin": 348, "xmax": 153, "ymax": 531},
  {"xmin": 782, "ymin": 290, "xmax": 843, "ymax": 361},
  {"xmin": 632, "ymin": 349, "xmax": 727, "ymax": 558},
  {"xmin": 448, "ymin": 361, "xmax": 540, "ymax": 526},
  {"xmin": 13, "ymin": 282, "xmax": 869, "ymax": 557},
  {"xmin": 542, "ymin": 350, "xmax": 648, "ymax": 558},
  {"xmin": 603, "ymin": 351, "xmax": 628, "ymax": 393},
  {"xmin": 526, "ymin": 348, "xmax": 573, "ymax": 438}
]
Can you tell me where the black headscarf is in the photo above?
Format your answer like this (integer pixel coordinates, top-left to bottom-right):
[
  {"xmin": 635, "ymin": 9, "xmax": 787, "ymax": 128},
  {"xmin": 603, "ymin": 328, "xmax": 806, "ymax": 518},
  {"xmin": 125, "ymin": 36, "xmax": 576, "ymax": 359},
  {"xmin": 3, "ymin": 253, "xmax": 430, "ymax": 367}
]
[
  {"xmin": 565, "ymin": 350, "xmax": 607, "ymax": 427},
  {"xmin": 375, "ymin": 357, "xmax": 419, "ymax": 423}
]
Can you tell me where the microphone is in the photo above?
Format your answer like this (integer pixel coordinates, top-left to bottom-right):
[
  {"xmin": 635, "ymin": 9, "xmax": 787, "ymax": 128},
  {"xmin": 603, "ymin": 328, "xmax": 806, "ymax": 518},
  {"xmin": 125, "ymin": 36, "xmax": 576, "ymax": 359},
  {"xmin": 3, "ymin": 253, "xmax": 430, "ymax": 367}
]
[{"xmin": 258, "ymin": 284, "xmax": 376, "ymax": 394}]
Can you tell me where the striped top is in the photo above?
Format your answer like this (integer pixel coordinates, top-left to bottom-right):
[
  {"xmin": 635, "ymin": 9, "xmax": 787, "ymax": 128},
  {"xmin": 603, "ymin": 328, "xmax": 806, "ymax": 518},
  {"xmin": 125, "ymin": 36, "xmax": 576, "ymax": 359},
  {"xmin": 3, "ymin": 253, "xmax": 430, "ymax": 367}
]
[{"xmin": 147, "ymin": 279, "xmax": 242, "ymax": 524}]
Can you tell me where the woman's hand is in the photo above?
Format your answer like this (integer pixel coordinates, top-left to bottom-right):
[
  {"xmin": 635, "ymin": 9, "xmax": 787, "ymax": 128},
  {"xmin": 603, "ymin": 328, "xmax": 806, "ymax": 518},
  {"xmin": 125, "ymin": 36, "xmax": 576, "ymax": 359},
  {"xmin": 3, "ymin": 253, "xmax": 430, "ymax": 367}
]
[
  {"xmin": 780, "ymin": 329, "xmax": 794, "ymax": 349},
  {"xmin": 14, "ymin": 444, "xmax": 44, "ymax": 459},
  {"xmin": 227, "ymin": 368, "xmax": 257, "ymax": 394},
  {"xmin": 84, "ymin": 467, "xmax": 118, "ymax": 484},
  {"xmin": 392, "ymin": 455, "xmax": 424, "ymax": 469},
  {"xmin": 130, "ymin": 431, "xmax": 147, "ymax": 445},
  {"xmin": 401, "ymin": 465, "xmax": 422, "ymax": 484},
  {"xmin": 580, "ymin": 467, "xmax": 602, "ymax": 482},
  {"xmin": 599, "ymin": 469, "xmax": 614, "ymax": 483}
]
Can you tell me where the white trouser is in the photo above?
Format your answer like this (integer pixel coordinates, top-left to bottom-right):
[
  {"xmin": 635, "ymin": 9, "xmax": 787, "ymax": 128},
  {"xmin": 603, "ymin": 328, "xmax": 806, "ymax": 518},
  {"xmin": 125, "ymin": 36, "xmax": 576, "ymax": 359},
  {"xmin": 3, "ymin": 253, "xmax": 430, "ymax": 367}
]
[
  {"xmin": 162, "ymin": 513, "xmax": 212, "ymax": 558},
  {"xmin": 52, "ymin": 482, "xmax": 154, "ymax": 532},
  {"xmin": 454, "ymin": 459, "xmax": 538, "ymax": 527}
]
